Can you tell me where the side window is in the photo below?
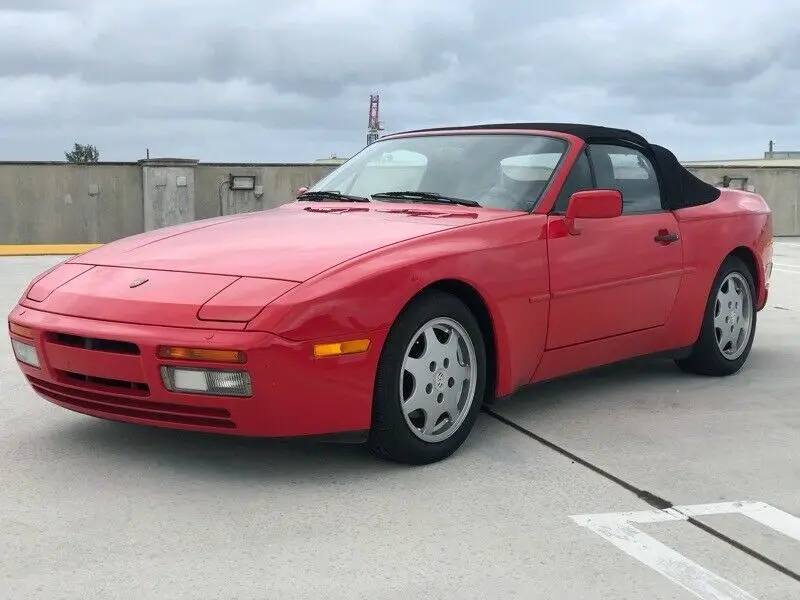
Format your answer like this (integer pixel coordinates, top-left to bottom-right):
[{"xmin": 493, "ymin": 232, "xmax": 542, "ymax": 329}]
[
  {"xmin": 588, "ymin": 144, "xmax": 662, "ymax": 213},
  {"xmin": 553, "ymin": 150, "xmax": 594, "ymax": 213},
  {"xmin": 495, "ymin": 153, "xmax": 561, "ymax": 211}
]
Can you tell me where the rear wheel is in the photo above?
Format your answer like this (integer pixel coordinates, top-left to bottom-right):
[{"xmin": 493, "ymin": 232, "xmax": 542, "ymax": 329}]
[
  {"xmin": 675, "ymin": 255, "xmax": 757, "ymax": 376},
  {"xmin": 367, "ymin": 290, "xmax": 486, "ymax": 465}
]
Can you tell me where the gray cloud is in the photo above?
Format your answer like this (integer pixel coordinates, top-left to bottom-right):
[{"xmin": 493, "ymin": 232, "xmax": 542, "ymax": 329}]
[{"xmin": 0, "ymin": 0, "xmax": 798, "ymax": 162}]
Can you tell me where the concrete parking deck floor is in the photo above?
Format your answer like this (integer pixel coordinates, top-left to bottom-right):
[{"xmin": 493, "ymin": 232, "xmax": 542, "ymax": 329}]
[{"xmin": 2, "ymin": 241, "xmax": 799, "ymax": 600}]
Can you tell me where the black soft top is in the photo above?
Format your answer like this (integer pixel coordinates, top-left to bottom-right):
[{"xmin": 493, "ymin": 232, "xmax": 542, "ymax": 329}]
[{"xmin": 396, "ymin": 122, "xmax": 721, "ymax": 210}]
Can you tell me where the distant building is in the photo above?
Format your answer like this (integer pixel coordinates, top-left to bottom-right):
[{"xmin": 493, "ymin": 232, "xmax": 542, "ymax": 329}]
[
  {"xmin": 682, "ymin": 158, "xmax": 800, "ymax": 169},
  {"xmin": 314, "ymin": 155, "xmax": 348, "ymax": 166},
  {"xmin": 763, "ymin": 140, "xmax": 800, "ymax": 159},
  {"xmin": 764, "ymin": 151, "xmax": 800, "ymax": 159}
]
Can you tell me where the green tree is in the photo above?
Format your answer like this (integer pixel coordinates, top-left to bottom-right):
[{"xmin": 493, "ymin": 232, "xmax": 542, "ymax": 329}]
[{"xmin": 65, "ymin": 143, "xmax": 100, "ymax": 163}]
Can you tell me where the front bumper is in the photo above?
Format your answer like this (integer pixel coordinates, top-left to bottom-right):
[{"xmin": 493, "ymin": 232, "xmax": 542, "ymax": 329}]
[{"xmin": 8, "ymin": 305, "xmax": 385, "ymax": 439}]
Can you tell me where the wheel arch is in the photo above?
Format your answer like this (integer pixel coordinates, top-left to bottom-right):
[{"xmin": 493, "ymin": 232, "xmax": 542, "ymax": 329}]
[
  {"xmin": 695, "ymin": 245, "xmax": 761, "ymax": 334},
  {"xmin": 728, "ymin": 245, "xmax": 760, "ymax": 294},
  {"xmin": 674, "ymin": 244, "xmax": 760, "ymax": 376},
  {"xmin": 400, "ymin": 278, "xmax": 499, "ymax": 402}
]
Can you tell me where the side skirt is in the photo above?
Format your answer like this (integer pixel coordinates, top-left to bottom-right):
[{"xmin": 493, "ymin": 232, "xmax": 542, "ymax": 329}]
[{"xmin": 486, "ymin": 345, "xmax": 694, "ymax": 405}]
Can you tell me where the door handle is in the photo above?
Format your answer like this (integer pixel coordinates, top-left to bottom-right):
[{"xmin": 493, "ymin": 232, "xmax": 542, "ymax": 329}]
[{"xmin": 654, "ymin": 230, "xmax": 679, "ymax": 244}]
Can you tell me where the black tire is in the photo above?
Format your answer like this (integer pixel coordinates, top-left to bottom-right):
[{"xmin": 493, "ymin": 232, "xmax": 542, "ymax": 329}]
[
  {"xmin": 675, "ymin": 254, "xmax": 757, "ymax": 376},
  {"xmin": 367, "ymin": 289, "xmax": 487, "ymax": 465}
]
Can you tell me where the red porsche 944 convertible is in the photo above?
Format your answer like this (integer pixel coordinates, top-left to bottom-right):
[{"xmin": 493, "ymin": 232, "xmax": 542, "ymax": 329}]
[{"xmin": 8, "ymin": 123, "xmax": 773, "ymax": 464}]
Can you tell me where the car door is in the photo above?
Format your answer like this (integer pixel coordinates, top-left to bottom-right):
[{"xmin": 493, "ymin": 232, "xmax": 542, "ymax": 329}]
[{"xmin": 545, "ymin": 143, "xmax": 684, "ymax": 349}]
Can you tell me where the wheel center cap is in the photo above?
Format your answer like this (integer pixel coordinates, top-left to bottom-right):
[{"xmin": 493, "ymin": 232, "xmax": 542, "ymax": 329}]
[
  {"xmin": 730, "ymin": 310, "xmax": 738, "ymax": 323},
  {"xmin": 434, "ymin": 370, "xmax": 446, "ymax": 391}
]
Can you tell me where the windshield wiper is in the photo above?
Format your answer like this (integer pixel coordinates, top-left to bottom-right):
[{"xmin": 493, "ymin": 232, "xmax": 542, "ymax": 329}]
[
  {"xmin": 297, "ymin": 190, "xmax": 370, "ymax": 203},
  {"xmin": 370, "ymin": 191, "xmax": 481, "ymax": 207}
]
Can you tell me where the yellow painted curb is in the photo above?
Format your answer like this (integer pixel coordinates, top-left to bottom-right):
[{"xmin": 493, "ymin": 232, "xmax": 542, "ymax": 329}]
[{"xmin": 0, "ymin": 244, "xmax": 102, "ymax": 256}]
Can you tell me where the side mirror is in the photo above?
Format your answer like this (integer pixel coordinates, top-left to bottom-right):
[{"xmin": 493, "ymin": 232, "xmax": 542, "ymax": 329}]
[
  {"xmin": 566, "ymin": 189, "xmax": 622, "ymax": 219},
  {"xmin": 296, "ymin": 186, "xmax": 309, "ymax": 198}
]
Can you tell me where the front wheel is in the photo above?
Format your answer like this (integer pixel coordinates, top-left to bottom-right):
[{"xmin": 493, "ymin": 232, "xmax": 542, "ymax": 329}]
[
  {"xmin": 675, "ymin": 255, "xmax": 757, "ymax": 376},
  {"xmin": 367, "ymin": 290, "xmax": 487, "ymax": 465}
]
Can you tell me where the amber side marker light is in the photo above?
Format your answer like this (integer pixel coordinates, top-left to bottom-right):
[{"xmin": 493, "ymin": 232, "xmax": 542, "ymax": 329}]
[
  {"xmin": 157, "ymin": 346, "xmax": 247, "ymax": 364},
  {"xmin": 9, "ymin": 322, "xmax": 34, "ymax": 339},
  {"xmin": 313, "ymin": 339, "xmax": 370, "ymax": 358}
]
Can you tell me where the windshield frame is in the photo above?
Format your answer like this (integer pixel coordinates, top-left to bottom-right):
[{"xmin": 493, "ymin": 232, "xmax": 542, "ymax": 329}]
[{"xmin": 306, "ymin": 130, "xmax": 575, "ymax": 214}]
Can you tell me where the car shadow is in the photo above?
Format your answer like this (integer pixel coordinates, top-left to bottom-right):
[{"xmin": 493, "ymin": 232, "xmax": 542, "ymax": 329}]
[
  {"xmin": 497, "ymin": 356, "xmax": 686, "ymax": 409},
  {"xmin": 43, "ymin": 418, "xmax": 407, "ymax": 483},
  {"xmin": 493, "ymin": 348, "xmax": 776, "ymax": 415}
]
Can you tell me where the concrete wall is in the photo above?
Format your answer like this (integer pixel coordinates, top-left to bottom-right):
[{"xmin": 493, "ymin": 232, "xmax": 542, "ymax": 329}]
[
  {"xmin": 0, "ymin": 161, "xmax": 336, "ymax": 244},
  {"xmin": 141, "ymin": 159, "xmax": 198, "ymax": 230},
  {"xmin": 0, "ymin": 162, "xmax": 143, "ymax": 244},
  {"xmin": 1, "ymin": 160, "xmax": 798, "ymax": 244},
  {"xmin": 686, "ymin": 167, "xmax": 800, "ymax": 236},
  {"xmin": 195, "ymin": 164, "xmax": 335, "ymax": 220}
]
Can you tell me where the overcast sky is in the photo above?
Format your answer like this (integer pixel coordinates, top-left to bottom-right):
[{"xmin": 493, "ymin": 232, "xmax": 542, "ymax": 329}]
[{"xmin": 1, "ymin": 0, "xmax": 798, "ymax": 163}]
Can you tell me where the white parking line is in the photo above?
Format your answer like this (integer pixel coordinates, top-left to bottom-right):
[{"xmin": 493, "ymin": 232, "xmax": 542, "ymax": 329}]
[{"xmin": 571, "ymin": 500, "xmax": 800, "ymax": 600}]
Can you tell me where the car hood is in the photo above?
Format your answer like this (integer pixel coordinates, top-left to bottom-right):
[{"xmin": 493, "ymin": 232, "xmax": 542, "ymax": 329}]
[{"xmin": 69, "ymin": 202, "xmax": 508, "ymax": 281}]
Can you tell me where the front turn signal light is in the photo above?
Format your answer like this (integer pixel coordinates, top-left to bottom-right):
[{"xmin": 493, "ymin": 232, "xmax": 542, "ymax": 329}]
[
  {"xmin": 313, "ymin": 338, "xmax": 371, "ymax": 358},
  {"xmin": 157, "ymin": 346, "xmax": 246, "ymax": 364},
  {"xmin": 9, "ymin": 322, "xmax": 34, "ymax": 339}
]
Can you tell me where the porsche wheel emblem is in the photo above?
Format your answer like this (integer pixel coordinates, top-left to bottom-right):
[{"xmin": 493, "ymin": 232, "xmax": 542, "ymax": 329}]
[{"xmin": 129, "ymin": 277, "xmax": 149, "ymax": 288}]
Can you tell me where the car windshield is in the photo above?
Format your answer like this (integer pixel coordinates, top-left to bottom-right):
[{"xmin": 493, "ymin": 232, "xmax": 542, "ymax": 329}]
[{"xmin": 306, "ymin": 133, "xmax": 569, "ymax": 211}]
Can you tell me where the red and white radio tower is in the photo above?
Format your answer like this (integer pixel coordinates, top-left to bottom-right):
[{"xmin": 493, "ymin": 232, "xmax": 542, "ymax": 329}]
[{"xmin": 367, "ymin": 94, "xmax": 384, "ymax": 145}]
